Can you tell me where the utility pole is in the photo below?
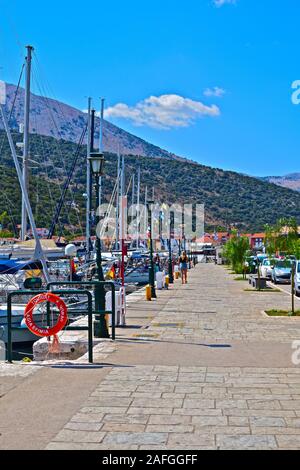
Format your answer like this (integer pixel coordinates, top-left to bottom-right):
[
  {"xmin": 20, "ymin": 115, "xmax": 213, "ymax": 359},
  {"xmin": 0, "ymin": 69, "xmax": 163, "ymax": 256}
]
[{"xmin": 21, "ymin": 45, "xmax": 33, "ymax": 240}]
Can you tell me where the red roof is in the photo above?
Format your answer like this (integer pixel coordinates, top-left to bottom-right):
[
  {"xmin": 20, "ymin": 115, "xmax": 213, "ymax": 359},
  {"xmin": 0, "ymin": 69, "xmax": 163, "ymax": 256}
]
[{"xmin": 251, "ymin": 233, "xmax": 266, "ymax": 239}]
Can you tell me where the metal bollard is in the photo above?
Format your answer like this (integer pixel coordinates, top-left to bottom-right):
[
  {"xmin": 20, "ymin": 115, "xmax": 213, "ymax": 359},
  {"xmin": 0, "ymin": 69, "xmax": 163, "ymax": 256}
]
[{"xmin": 145, "ymin": 285, "xmax": 152, "ymax": 301}]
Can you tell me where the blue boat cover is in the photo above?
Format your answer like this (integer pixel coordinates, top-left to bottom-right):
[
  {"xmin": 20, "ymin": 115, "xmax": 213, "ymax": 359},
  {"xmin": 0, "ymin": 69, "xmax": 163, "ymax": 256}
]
[{"xmin": 0, "ymin": 259, "xmax": 42, "ymax": 274}]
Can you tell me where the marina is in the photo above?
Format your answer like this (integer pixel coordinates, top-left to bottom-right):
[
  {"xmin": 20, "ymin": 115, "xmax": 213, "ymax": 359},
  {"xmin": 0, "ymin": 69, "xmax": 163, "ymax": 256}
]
[{"xmin": 1, "ymin": 0, "xmax": 300, "ymax": 455}]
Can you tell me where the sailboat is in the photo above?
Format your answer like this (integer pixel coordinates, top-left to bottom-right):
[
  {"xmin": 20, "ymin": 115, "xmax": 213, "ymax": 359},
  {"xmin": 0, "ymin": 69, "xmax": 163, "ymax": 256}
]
[{"xmin": 0, "ymin": 47, "xmax": 87, "ymax": 345}]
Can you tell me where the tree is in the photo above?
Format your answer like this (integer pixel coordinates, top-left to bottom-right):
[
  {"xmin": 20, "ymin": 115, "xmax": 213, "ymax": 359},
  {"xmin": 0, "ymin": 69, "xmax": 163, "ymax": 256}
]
[
  {"xmin": 0, "ymin": 211, "xmax": 13, "ymax": 238},
  {"xmin": 265, "ymin": 218, "xmax": 300, "ymax": 257},
  {"xmin": 0, "ymin": 211, "xmax": 7, "ymax": 227},
  {"xmin": 223, "ymin": 232, "xmax": 250, "ymax": 274}
]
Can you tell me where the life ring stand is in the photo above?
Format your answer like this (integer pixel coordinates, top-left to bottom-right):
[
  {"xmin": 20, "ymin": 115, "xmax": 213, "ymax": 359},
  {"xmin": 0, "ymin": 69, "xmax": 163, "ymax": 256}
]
[{"xmin": 24, "ymin": 292, "xmax": 68, "ymax": 337}]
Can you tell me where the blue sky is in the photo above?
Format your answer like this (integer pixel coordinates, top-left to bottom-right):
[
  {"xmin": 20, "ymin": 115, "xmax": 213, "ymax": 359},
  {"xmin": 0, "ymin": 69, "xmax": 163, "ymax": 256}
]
[{"xmin": 1, "ymin": 0, "xmax": 300, "ymax": 176}]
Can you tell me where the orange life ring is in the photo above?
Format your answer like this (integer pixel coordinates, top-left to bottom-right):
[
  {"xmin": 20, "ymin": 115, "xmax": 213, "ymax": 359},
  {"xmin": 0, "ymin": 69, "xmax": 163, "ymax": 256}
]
[{"xmin": 24, "ymin": 293, "xmax": 68, "ymax": 337}]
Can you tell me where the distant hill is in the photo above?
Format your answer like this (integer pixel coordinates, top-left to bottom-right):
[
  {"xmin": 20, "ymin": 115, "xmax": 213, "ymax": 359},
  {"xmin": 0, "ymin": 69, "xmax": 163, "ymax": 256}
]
[
  {"xmin": 262, "ymin": 174, "xmax": 300, "ymax": 192},
  {"xmin": 1, "ymin": 83, "xmax": 300, "ymax": 235},
  {"xmin": 0, "ymin": 130, "xmax": 300, "ymax": 235},
  {"xmin": 1, "ymin": 83, "xmax": 180, "ymax": 160}
]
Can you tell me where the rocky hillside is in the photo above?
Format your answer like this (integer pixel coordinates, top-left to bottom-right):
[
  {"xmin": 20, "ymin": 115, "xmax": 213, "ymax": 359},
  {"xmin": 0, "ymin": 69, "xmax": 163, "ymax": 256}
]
[
  {"xmin": 1, "ymin": 130, "xmax": 300, "ymax": 235},
  {"xmin": 1, "ymin": 83, "xmax": 179, "ymax": 160},
  {"xmin": 1, "ymin": 84, "xmax": 300, "ymax": 235},
  {"xmin": 262, "ymin": 174, "xmax": 300, "ymax": 192}
]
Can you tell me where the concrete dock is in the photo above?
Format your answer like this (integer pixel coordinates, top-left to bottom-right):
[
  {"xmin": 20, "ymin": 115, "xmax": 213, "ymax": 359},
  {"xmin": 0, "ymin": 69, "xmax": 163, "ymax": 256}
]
[{"xmin": 1, "ymin": 264, "xmax": 300, "ymax": 450}]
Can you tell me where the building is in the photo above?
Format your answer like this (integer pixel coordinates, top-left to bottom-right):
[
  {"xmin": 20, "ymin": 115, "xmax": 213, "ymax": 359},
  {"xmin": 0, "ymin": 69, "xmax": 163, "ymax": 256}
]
[
  {"xmin": 249, "ymin": 233, "xmax": 266, "ymax": 250},
  {"xmin": 27, "ymin": 227, "xmax": 50, "ymax": 238}
]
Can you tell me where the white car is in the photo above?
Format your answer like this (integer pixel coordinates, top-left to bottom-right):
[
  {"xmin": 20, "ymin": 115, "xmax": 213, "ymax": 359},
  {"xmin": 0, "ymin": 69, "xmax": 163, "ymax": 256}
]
[
  {"xmin": 259, "ymin": 258, "xmax": 273, "ymax": 279},
  {"xmin": 294, "ymin": 261, "xmax": 300, "ymax": 297}
]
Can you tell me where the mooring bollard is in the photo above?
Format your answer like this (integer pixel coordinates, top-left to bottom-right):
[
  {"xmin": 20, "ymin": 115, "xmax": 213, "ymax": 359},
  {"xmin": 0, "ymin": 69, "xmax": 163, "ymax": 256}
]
[
  {"xmin": 156, "ymin": 271, "xmax": 164, "ymax": 290},
  {"xmin": 146, "ymin": 284, "xmax": 152, "ymax": 301}
]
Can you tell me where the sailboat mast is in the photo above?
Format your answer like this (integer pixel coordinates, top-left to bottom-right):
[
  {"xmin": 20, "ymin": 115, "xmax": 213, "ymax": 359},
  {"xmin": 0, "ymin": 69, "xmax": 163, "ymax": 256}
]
[
  {"xmin": 99, "ymin": 98, "xmax": 104, "ymax": 152},
  {"xmin": 131, "ymin": 173, "xmax": 135, "ymax": 248},
  {"xmin": 115, "ymin": 148, "xmax": 120, "ymax": 249},
  {"xmin": 0, "ymin": 102, "xmax": 50, "ymax": 282},
  {"xmin": 85, "ymin": 97, "xmax": 92, "ymax": 261},
  {"xmin": 21, "ymin": 45, "xmax": 34, "ymax": 240},
  {"xmin": 120, "ymin": 155, "xmax": 125, "ymax": 286},
  {"xmin": 136, "ymin": 164, "xmax": 140, "ymax": 249},
  {"xmin": 144, "ymin": 185, "xmax": 148, "ymax": 245},
  {"xmin": 98, "ymin": 99, "xmax": 104, "ymax": 250},
  {"xmin": 119, "ymin": 153, "xmax": 126, "ymax": 325}
]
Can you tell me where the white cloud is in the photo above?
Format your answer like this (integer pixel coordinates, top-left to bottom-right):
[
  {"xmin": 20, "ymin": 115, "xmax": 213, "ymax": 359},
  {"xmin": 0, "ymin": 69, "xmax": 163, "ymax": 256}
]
[
  {"xmin": 105, "ymin": 94, "xmax": 220, "ymax": 129},
  {"xmin": 204, "ymin": 86, "xmax": 226, "ymax": 98},
  {"xmin": 213, "ymin": 0, "xmax": 237, "ymax": 7}
]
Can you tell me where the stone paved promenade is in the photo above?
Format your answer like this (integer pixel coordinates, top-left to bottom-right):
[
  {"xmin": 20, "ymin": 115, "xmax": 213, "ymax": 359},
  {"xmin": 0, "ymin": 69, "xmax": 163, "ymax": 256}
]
[{"xmin": 2, "ymin": 264, "xmax": 300, "ymax": 450}]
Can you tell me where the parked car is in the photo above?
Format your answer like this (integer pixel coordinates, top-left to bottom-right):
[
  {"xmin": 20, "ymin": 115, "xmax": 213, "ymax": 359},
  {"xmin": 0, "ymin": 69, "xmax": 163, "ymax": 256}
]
[
  {"xmin": 259, "ymin": 258, "xmax": 273, "ymax": 279},
  {"xmin": 245, "ymin": 256, "xmax": 257, "ymax": 274},
  {"xmin": 271, "ymin": 259, "xmax": 292, "ymax": 284},
  {"xmin": 294, "ymin": 261, "xmax": 300, "ymax": 297}
]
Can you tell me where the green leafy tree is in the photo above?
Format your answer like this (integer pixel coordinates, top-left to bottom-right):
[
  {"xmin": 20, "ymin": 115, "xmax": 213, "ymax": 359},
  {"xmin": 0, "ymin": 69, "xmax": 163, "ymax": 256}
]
[
  {"xmin": 0, "ymin": 211, "xmax": 13, "ymax": 237},
  {"xmin": 223, "ymin": 232, "xmax": 250, "ymax": 274},
  {"xmin": 0, "ymin": 211, "xmax": 7, "ymax": 226},
  {"xmin": 265, "ymin": 218, "xmax": 300, "ymax": 258}
]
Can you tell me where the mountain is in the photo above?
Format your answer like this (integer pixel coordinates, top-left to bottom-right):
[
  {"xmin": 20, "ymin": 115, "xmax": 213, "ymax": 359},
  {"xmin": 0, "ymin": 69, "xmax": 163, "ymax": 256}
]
[
  {"xmin": 1, "ymin": 130, "xmax": 300, "ymax": 235},
  {"xmin": 262, "ymin": 174, "xmax": 300, "ymax": 192},
  {"xmin": 1, "ymin": 83, "xmax": 180, "ymax": 160},
  {"xmin": 0, "ymin": 83, "xmax": 300, "ymax": 235}
]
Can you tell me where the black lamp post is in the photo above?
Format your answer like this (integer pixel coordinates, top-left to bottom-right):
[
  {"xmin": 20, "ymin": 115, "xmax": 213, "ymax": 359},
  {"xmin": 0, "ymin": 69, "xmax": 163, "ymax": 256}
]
[
  {"xmin": 88, "ymin": 152, "xmax": 109, "ymax": 338},
  {"xmin": 147, "ymin": 200, "xmax": 156, "ymax": 298},
  {"xmin": 168, "ymin": 211, "xmax": 174, "ymax": 284},
  {"xmin": 182, "ymin": 210, "xmax": 186, "ymax": 253}
]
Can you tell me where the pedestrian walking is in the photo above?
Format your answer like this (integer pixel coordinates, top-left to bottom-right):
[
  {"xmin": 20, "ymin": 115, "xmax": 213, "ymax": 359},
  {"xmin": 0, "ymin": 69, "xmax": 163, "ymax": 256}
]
[{"xmin": 179, "ymin": 251, "xmax": 188, "ymax": 284}]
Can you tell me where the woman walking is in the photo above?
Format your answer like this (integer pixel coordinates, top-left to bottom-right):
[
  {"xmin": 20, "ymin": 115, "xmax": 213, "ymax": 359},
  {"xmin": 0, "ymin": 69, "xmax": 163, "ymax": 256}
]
[{"xmin": 179, "ymin": 251, "xmax": 188, "ymax": 284}]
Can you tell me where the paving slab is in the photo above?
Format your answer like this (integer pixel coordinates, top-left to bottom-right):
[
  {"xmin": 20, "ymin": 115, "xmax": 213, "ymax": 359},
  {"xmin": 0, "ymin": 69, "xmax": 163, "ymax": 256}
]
[{"xmin": 3, "ymin": 264, "xmax": 300, "ymax": 449}]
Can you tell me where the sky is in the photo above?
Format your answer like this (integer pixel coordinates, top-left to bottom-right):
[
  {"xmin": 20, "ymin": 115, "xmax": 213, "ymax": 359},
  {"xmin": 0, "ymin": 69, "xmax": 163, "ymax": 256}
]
[{"xmin": 0, "ymin": 0, "xmax": 300, "ymax": 177}]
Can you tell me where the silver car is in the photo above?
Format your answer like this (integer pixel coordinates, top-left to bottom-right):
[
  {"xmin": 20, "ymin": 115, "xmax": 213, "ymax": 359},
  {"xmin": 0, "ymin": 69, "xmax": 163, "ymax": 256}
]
[
  {"xmin": 259, "ymin": 258, "xmax": 273, "ymax": 279},
  {"xmin": 271, "ymin": 259, "xmax": 292, "ymax": 284},
  {"xmin": 294, "ymin": 261, "xmax": 300, "ymax": 297}
]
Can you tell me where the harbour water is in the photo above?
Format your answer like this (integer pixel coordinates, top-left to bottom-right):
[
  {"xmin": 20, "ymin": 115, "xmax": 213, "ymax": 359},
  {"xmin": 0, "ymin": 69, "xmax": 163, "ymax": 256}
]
[{"xmin": 11, "ymin": 342, "xmax": 34, "ymax": 361}]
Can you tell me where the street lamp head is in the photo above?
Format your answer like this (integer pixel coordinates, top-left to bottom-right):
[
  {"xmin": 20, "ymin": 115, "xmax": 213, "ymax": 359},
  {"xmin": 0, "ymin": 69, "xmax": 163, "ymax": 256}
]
[{"xmin": 89, "ymin": 152, "xmax": 105, "ymax": 177}]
